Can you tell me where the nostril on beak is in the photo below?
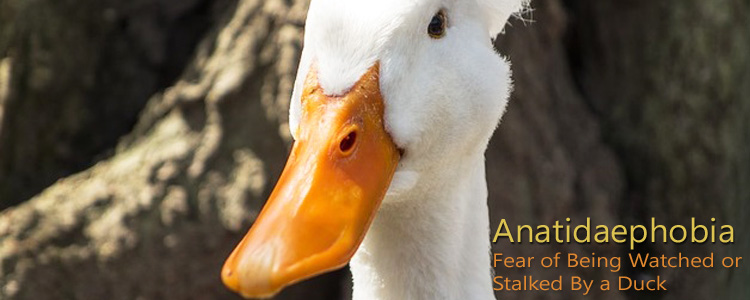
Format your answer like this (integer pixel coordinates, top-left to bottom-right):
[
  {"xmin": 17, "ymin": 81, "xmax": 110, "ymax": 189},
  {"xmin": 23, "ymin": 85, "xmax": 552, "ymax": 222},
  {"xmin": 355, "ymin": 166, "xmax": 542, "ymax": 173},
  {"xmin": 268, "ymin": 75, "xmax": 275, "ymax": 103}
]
[{"xmin": 339, "ymin": 131, "xmax": 357, "ymax": 153}]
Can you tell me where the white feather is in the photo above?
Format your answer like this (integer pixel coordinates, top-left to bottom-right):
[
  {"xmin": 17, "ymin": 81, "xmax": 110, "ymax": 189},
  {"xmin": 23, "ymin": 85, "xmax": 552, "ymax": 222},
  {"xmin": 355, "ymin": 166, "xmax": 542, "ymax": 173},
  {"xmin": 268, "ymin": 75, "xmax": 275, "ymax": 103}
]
[{"xmin": 476, "ymin": 0, "xmax": 528, "ymax": 36}]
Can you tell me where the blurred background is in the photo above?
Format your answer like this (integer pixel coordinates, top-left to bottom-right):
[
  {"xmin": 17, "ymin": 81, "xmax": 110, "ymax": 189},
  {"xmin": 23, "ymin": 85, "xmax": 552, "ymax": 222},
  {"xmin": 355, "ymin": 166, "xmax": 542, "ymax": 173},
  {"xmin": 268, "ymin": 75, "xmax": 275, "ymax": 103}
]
[{"xmin": 0, "ymin": 0, "xmax": 748, "ymax": 299}]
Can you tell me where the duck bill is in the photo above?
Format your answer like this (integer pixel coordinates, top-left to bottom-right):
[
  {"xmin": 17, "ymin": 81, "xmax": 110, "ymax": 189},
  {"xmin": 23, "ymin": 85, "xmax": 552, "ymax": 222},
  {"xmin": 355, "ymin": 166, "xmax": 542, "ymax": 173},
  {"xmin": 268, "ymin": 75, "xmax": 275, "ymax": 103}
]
[{"xmin": 221, "ymin": 64, "xmax": 399, "ymax": 298}]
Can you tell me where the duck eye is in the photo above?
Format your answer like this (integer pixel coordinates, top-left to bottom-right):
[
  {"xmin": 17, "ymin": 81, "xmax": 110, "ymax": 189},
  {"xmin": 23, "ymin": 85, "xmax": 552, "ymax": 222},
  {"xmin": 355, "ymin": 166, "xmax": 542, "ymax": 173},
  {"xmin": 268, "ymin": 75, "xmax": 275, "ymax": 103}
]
[{"xmin": 427, "ymin": 10, "xmax": 447, "ymax": 39}]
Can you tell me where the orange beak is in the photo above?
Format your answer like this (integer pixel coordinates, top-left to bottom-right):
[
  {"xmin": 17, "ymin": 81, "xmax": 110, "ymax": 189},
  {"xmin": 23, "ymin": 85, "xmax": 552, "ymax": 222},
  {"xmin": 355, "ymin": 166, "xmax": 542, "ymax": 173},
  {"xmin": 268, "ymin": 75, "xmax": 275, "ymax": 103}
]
[{"xmin": 221, "ymin": 64, "xmax": 400, "ymax": 298}]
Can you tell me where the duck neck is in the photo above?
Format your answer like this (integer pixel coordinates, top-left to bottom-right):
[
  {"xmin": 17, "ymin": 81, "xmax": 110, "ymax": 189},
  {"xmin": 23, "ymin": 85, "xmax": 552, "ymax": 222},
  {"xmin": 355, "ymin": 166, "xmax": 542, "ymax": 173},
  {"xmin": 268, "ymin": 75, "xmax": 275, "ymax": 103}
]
[{"xmin": 350, "ymin": 155, "xmax": 495, "ymax": 300}]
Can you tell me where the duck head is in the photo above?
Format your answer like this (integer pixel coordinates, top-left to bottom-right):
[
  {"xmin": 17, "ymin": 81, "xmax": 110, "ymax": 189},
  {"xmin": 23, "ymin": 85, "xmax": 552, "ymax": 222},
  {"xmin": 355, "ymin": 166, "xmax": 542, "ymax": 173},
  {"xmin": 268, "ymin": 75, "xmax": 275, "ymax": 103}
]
[{"xmin": 222, "ymin": 0, "xmax": 525, "ymax": 298}]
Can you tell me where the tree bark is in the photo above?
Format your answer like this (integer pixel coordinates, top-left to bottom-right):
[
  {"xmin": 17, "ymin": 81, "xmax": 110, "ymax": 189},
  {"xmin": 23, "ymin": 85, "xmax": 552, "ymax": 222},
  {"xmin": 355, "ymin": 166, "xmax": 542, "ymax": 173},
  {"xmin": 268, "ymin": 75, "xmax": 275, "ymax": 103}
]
[
  {"xmin": 1, "ymin": 0, "xmax": 747, "ymax": 299},
  {"xmin": 1, "ymin": 0, "xmax": 349, "ymax": 299},
  {"xmin": 0, "ymin": 0, "xmax": 234, "ymax": 207}
]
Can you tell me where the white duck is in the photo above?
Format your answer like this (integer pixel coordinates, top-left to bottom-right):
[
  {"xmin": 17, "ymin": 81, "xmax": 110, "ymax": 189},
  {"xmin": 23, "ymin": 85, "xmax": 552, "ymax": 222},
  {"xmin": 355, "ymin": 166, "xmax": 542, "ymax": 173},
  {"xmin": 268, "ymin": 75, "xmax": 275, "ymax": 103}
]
[{"xmin": 222, "ymin": 0, "xmax": 526, "ymax": 299}]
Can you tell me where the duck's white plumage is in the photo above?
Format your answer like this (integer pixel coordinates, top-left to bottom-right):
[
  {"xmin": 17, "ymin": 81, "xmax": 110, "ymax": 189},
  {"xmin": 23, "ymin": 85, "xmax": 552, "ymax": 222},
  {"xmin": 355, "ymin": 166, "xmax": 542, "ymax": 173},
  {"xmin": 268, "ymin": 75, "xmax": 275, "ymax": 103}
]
[
  {"xmin": 291, "ymin": 0, "xmax": 523, "ymax": 192},
  {"xmin": 284, "ymin": 0, "xmax": 526, "ymax": 299}
]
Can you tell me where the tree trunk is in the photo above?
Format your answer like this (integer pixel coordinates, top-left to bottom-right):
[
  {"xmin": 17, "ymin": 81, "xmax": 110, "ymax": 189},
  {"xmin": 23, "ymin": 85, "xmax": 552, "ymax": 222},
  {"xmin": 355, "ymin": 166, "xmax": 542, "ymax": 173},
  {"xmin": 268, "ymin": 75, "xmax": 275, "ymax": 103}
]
[
  {"xmin": 0, "ymin": 0, "xmax": 235, "ymax": 207},
  {"xmin": 1, "ymin": 0, "xmax": 348, "ymax": 299},
  {"xmin": 1, "ymin": 0, "xmax": 747, "ymax": 299}
]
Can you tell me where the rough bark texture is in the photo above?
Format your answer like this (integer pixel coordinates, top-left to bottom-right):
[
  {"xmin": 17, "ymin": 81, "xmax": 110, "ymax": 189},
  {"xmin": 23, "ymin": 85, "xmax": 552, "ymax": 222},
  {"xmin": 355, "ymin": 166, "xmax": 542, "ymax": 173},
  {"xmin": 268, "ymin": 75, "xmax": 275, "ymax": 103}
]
[
  {"xmin": 0, "ymin": 0, "xmax": 747, "ymax": 299},
  {"xmin": 0, "ymin": 0, "xmax": 235, "ymax": 208},
  {"xmin": 0, "ymin": 0, "xmax": 348, "ymax": 299}
]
